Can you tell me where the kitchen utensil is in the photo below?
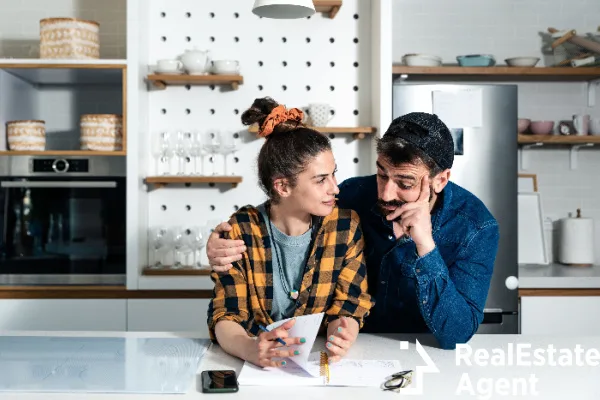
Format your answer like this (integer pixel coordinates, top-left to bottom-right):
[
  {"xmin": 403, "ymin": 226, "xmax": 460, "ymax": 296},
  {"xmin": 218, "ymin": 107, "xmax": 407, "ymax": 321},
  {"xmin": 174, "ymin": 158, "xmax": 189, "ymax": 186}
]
[
  {"xmin": 529, "ymin": 121, "xmax": 554, "ymax": 135},
  {"xmin": 518, "ymin": 118, "xmax": 531, "ymax": 133},
  {"xmin": 40, "ymin": 18, "xmax": 99, "ymax": 59},
  {"xmin": 456, "ymin": 54, "xmax": 496, "ymax": 67},
  {"xmin": 156, "ymin": 59, "xmax": 183, "ymax": 74},
  {"xmin": 572, "ymin": 114, "xmax": 590, "ymax": 135},
  {"xmin": 80, "ymin": 114, "xmax": 123, "ymax": 151},
  {"xmin": 505, "ymin": 57, "xmax": 540, "ymax": 67},
  {"xmin": 7, "ymin": 120, "xmax": 46, "ymax": 151},
  {"xmin": 212, "ymin": 60, "xmax": 240, "ymax": 75},
  {"xmin": 308, "ymin": 103, "xmax": 335, "ymax": 127},
  {"xmin": 558, "ymin": 209, "xmax": 595, "ymax": 266},
  {"xmin": 181, "ymin": 48, "xmax": 212, "ymax": 75},
  {"xmin": 402, "ymin": 54, "xmax": 442, "ymax": 67},
  {"xmin": 548, "ymin": 28, "xmax": 600, "ymax": 66}
]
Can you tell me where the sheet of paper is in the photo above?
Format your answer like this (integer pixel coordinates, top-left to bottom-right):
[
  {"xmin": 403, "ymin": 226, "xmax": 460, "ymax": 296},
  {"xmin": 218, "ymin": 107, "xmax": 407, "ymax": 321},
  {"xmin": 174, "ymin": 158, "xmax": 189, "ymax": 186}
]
[
  {"xmin": 238, "ymin": 352, "xmax": 402, "ymax": 388},
  {"xmin": 432, "ymin": 89, "xmax": 482, "ymax": 128},
  {"xmin": 267, "ymin": 312, "xmax": 324, "ymax": 376},
  {"xmin": 326, "ymin": 357, "xmax": 402, "ymax": 387},
  {"xmin": 237, "ymin": 359, "xmax": 324, "ymax": 386}
]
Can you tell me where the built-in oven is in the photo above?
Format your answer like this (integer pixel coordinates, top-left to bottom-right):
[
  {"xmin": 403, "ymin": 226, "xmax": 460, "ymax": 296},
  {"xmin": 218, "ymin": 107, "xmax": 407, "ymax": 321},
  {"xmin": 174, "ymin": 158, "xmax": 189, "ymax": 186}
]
[{"xmin": 0, "ymin": 156, "xmax": 126, "ymax": 286}]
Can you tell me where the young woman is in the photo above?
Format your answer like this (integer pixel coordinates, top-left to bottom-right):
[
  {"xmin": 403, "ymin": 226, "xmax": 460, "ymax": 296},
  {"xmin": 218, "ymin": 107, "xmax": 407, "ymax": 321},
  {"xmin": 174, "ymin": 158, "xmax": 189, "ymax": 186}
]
[{"xmin": 207, "ymin": 97, "xmax": 374, "ymax": 368}]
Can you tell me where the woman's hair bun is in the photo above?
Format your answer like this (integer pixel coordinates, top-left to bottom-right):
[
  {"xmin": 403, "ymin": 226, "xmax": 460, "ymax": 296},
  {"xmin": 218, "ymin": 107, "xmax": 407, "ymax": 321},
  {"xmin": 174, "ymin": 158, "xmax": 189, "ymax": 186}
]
[{"xmin": 241, "ymin": 97, "xmax": 303, "ymax": 136}]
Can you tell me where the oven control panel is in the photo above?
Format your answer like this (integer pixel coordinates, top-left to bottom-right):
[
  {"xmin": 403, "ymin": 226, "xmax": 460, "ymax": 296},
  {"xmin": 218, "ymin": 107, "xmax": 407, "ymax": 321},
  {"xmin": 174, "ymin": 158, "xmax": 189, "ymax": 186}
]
[{"xmin": 32, "ymin": 159, "xmax": 89, "ymax": 173}]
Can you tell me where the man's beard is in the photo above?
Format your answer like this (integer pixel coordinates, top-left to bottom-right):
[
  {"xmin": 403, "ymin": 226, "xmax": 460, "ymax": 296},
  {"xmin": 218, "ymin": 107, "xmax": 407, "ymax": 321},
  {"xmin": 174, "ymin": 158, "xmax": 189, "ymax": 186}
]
[{"xmin": 377, "ymin": 184, "xmax": 435, "ymax": 221}]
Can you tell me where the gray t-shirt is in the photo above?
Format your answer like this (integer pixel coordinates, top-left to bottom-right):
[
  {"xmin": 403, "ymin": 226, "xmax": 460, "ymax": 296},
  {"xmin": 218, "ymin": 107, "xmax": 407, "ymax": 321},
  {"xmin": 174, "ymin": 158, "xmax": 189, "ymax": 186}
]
[{"xmin": 258, "ymin": 203, "xmax": 312, "ymax": 322}]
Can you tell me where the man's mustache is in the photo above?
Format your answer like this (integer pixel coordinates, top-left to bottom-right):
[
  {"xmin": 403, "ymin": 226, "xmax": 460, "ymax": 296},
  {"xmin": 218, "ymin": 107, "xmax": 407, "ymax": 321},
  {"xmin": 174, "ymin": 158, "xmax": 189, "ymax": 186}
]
[{"xmin": 377, "ymin": 199, "xmax": 406, "ymax": 209}]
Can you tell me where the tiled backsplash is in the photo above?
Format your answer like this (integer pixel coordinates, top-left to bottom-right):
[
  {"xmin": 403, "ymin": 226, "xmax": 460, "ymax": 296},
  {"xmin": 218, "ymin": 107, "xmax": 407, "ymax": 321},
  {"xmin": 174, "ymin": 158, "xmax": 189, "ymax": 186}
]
[
  {"xmin": 0, "ymin": 0, "xmax": 126, "ymax": 59},
  {"xmin": 393, "ymin": 0, "xmax": 600, "ymax": 265}
]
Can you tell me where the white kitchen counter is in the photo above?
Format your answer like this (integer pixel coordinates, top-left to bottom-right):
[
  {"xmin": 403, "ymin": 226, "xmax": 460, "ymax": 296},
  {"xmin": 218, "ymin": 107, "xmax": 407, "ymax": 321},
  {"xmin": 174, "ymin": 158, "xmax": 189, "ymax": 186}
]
[
  {"xmin": 519, "ymin": 263, "xmax": 600, "ymax": 289},
  {"xmin": 0, "ymin": 331, "xmax": 598, "ymax": 399}
]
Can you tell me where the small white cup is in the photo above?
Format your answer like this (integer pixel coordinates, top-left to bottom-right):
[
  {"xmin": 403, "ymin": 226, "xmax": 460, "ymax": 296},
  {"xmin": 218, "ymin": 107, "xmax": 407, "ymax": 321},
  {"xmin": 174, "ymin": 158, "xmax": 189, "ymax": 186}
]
[
  {"xmin": 308, "ymin": 103, "xmax": 335, "ymax": 127},
  {"xmin": 212, "ymin": 60, "xmax": 240, "ymax": 75},
  {"xmin": 156, "ymin": 59, "xmax": 183, "ymax": 74},
  {"xmin": 572, "ymin": 114, "xmax": 590, "ymax": 135}
]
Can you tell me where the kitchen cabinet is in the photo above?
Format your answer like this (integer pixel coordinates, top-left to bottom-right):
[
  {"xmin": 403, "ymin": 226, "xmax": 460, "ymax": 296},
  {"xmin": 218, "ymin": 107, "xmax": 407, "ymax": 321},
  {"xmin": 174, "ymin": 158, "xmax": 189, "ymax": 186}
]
[
  {"xmin": 127, "ymin": 299, "xmax": 210, "ymax": 335},
  {"xmin": 0, "ymin": 299, "xmax": 126, "ymax": 331},
  {"xmin": 520, "ymin": 296, "xmax": 600, "ymax": 334}
]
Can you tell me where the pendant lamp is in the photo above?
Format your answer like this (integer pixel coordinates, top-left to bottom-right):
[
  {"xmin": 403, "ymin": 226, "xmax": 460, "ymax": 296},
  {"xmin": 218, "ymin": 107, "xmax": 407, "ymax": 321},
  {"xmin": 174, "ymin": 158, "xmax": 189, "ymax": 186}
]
[{"xmin": 252, "ymin": 0, "xmax": 316, "ymax": 19}]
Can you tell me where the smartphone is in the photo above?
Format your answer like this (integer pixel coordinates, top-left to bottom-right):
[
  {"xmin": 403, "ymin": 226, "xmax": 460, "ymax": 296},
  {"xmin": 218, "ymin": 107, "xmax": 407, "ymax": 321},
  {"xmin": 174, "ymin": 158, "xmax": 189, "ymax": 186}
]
[{"xmin": 201, "ymin": 370, "xmax": 239, "ymax": 393}]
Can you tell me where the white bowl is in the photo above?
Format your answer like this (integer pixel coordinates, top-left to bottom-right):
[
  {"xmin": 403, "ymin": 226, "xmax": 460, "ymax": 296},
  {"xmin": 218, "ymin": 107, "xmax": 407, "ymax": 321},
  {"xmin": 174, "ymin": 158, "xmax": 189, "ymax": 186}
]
[
  {"xmin": 505, "ymin": 57, "xmax": 540, "ymax": 67},
  {"xmin": 212, "ymin": 60, "xmax": 240, "ymax": 75},
  {"xmin": 402, "ymin": 53, "xmax": 442, "ymax": 67}
]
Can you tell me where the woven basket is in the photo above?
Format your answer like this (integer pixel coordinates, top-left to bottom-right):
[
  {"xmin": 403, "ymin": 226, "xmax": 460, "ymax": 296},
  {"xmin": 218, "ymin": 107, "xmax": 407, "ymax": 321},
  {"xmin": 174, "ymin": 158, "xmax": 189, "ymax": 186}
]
[
  {"xmin": 7, "ymin": 120, "xmax": 46, "ymax": 151},
  {"xmin": 80, "ymin": 114, "xmax": 123, "ymax": 151},
  {"xmin": 40, "ymin": 17, "xmax": 100, "ymax": 59}
]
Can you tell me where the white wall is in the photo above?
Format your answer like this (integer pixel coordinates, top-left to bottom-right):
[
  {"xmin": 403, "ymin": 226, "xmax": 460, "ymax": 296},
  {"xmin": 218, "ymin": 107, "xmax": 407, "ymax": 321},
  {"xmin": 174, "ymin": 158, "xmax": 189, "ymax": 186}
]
[
  {"xmin": 0, "ymin": 0, "xmax": 126, "ymax": 59},
  {"xmin": 392, "ymin": 0, "xmax": 600, "ymax": 265}
]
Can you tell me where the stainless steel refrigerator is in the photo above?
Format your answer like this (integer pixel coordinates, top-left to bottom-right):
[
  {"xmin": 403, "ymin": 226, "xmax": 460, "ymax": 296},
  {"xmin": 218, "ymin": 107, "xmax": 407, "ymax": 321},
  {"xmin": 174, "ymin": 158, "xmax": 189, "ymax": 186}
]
[{"xmin": 392, "ymin": 83, "xmax": 518, "ymax": 334}]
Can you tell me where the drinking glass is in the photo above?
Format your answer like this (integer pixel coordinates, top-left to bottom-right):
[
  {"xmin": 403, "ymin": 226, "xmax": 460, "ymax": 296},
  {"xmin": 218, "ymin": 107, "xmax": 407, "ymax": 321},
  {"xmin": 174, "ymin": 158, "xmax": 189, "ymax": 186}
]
[
  {"xmin": 171, "ymin": 226, "xmax": 189, "ymax": 269},
  {"xmin": 220, "ymin": 132, "xmax": 239, "ymax": 176},
  {"xmin": 202, "ymin": 131, "xmax": 222, "ymax": 175},
  {"xmin": 149, "ymin": 226, "xmax": 170, "ymax": 269}
]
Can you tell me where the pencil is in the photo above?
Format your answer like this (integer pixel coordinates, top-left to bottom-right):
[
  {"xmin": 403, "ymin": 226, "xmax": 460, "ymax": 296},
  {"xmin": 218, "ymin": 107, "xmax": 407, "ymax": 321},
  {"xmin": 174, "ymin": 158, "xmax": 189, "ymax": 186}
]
[{"xmin": 258, "ymin": 324, "xmax": 287, "ymax": 346}]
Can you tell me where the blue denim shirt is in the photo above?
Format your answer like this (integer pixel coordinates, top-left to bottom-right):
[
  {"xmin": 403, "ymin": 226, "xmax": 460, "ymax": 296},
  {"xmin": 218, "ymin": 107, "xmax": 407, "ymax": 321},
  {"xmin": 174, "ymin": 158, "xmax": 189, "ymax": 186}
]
[{"xmin": 337, "ymin": 175, "xmax": 499, "ymax": 349}]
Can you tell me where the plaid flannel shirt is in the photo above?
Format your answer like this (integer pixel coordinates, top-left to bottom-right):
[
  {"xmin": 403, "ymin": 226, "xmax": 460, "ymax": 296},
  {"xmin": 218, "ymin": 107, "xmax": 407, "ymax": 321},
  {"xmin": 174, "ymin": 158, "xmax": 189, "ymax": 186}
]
[{"xmin": 207, "ymin": 204, "xmax": 375, "ymax": 341}]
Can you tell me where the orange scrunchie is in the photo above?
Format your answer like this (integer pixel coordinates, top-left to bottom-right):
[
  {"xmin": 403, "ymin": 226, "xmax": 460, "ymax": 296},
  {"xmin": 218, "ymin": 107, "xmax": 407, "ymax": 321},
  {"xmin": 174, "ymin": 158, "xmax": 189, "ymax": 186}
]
[{"xmin": 258, "ymin": 105, "xmax": 304, "ymax": 138}]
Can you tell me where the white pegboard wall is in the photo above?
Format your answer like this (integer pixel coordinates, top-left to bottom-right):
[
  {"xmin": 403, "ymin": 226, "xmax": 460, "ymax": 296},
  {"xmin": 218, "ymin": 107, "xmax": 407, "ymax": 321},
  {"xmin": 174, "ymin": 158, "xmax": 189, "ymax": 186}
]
[{"xmin": 146, "ymin": 0, "xmax": 375, "ymax": 230}]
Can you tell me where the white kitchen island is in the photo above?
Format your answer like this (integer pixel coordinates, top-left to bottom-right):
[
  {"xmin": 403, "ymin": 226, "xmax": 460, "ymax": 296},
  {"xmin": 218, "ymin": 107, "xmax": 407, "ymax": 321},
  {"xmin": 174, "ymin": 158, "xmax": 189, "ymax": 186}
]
[{"xmin": 0, "ymin": 331, "xmax": 598, "ymax": 400}]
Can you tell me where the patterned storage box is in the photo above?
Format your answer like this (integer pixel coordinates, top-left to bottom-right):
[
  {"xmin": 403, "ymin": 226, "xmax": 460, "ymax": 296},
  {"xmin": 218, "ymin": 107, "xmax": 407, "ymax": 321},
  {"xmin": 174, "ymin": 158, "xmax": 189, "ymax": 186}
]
[
  {"xmin": 6, "ymin": 120, "xmax": 46, "ymax": 151},
  {"xmin": 40, "ymin": 18, "xmax": 100, "ymax": 59},
  {"xmin": 80, "ymin": 114, "xmax": 123, "ymax": 151}
]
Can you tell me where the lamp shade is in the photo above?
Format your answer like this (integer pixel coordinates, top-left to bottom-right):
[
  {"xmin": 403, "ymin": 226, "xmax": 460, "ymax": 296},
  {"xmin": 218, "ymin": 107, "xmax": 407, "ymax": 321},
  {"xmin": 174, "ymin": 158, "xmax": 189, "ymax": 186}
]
[{"xmin": 252, "ymin": 0, "xmax": 316, "ymax": 19}]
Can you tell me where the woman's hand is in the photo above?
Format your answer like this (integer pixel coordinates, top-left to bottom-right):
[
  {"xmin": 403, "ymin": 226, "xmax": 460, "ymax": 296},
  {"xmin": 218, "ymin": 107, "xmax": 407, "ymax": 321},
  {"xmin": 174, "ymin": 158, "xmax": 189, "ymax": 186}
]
[
  {"xmin": 247, "ymin": 319, "xmax": 306, "ymax": 368},
  {"xmin": 325, "ymin": 316, "xmax": 359, "ymax": 363}
]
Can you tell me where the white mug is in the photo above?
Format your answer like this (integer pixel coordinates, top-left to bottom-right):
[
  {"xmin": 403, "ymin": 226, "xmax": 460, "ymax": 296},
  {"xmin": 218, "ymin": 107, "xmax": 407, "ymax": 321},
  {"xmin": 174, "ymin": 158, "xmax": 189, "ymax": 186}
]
[
  {"xmin": 590, "ymin": 117, "xmax": 600, "ymax": 136},
  {"xmin": 156, "ymin": 59, "xmax": 183, "ymax": 73},
  {"xmin": 572, "ymin": 114, "xmax": 590, "ymax": 135},
  {"xmin": 212, "ymin": 60, "xmax": 240, "ymax": 75},
  {"xmin": 308, "ymin": 103, "xmax": 335, "ymax": 127}
]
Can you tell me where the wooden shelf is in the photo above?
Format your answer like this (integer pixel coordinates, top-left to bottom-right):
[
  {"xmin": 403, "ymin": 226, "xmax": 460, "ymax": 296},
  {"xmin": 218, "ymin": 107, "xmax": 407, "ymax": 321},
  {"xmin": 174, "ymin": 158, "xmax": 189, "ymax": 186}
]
[
  {"xmin": 0, "ymin": 150, "xmax": 126, "ymax": 156},
  {"xmin": 518, "ymin": 135, "xmax": 600, "ymax": 144},
  {"xmin": 144, "ymin": 176, "xmax": 243, "ymax": 188},
  {"xmin": 248, "ymin": 125, "xmax": 376, "ymax": 139},
  {"xmin": 142, "ymin": 267, "xmax": 211, "ymax": 276},
  {"xmin": 147, "ymin": 74, "xmax": 243, "ymax": 90},
  {"xmin": 0, "ymin": 59, "xmax": 126, "ymax": 85},
  {"xmin": 314, "ymin": 0, "xmax": 342, "ymax": 18},
  {"xmin": 392, "ymin": 65, "xmax": 600, "ymax": 81}
]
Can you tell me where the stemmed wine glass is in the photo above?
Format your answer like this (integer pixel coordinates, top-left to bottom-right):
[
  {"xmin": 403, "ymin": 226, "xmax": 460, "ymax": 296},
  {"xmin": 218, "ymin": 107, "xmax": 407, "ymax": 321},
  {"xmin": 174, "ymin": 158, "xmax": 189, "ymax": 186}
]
[
  {"xmin": 189, "ymin": 132, "xmax": 204, "ymax": 175},
  {"xmin": 202, "ymin": 131, "xmax": 222, "ymax": 175},
  {"xmin": 171, "ymin": 226, "xmax": 189, "ymax": 269},
  {"xmin": 220, "ymin": 132, "xmax": 239, "ymax": 176},
  {"xmin": 174, "ymin": 131, "xmax": 189, "ymax": 175},
  {"xmin": 188, "ymin": 226, "xmax": 206, "ymax": 269},
  {"xmin": 149, "ymin": 226, "xmax": 170, "ymax": 269},
  {"xmin": 152, "ymin": 132, "xmax": 172, "ymax": 175}
]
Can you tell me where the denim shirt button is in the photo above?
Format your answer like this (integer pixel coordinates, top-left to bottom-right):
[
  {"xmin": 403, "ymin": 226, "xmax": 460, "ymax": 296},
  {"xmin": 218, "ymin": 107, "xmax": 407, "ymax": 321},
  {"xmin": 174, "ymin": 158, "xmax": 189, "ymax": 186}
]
[
  {"xmin": 380, "ymin": 280, "xmax": 386, "ymax": 284},
  {"xmin": 416, "ymin": 268, "xmax": 421, "ymax": 273},
  {"xmin": 422, "ymin": 299, "xmax": 427, "ymax": 304}
]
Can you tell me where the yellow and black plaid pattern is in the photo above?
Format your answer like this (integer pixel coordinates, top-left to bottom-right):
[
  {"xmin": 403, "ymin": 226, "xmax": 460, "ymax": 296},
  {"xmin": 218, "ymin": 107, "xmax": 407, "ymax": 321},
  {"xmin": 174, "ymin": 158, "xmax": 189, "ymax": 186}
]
[{"xmin": 207, "ymin": 205, "xmax": 375, "ymax": 341}]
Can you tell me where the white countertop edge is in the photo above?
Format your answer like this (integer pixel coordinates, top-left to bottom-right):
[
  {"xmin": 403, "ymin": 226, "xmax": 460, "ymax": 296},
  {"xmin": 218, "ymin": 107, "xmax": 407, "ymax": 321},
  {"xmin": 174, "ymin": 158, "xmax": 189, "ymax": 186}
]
[{"xmin": 518, "ymin": 263, "xmax": 600, "ymax": 289}]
